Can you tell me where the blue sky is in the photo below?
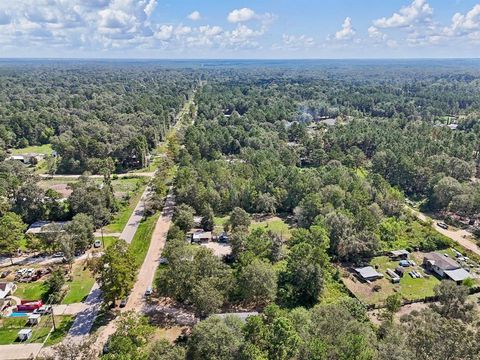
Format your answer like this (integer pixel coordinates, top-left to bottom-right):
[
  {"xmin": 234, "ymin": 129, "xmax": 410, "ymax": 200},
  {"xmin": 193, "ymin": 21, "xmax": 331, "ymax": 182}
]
[{"xmin": 0, "ymin": 0, "xmax": 479, "ymax": 58}]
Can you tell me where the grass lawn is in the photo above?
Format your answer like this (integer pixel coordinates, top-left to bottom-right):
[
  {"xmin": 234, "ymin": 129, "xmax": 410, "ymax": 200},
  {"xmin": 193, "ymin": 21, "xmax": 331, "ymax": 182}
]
[
  {"xmin": 130, "ymin": 213, "xmax": 160, "ymax": 268},
  {"xmin": 105, "ymin": 181, "xmax": 146, "ymax": 234},
  {"xmin": 62, "ymin": 263, "xmax": 95, "ymax": 304},
  {"xmin": 98, "ymin": 236, "xmax": 118, "ymax": 249},
  {"xmin": 44, "ymin": 315, "xmax": 74, "ymax": 346},
  {"xmin": 370, "ymin": 254, "xmax": 440, "ymax": 302},
  {"xmin": 0, "ymin": 315, "xmax": 72, "ymax": 345},
  {"xmin": 11, "ymin": 144, "xmax": 53, "ymax": 155},
  {"xmin": 15, "ymin": 282, "xmax": 46, "ymax": 301},
  {"xmin": 249, "ymin": 216, "xmax": 292, "ymax": 240}
]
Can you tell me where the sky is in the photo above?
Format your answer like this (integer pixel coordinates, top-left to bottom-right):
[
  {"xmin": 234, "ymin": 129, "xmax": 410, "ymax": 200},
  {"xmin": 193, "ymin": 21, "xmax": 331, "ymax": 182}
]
[{"xmin": 0, "ymin": 0, "xmax": 480, "ymax": 59}]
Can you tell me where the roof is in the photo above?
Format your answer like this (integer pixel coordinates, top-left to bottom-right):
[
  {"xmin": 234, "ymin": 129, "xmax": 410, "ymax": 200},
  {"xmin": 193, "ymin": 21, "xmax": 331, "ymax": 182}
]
[
  {"xmin": 192, "ymin": 231, "xmax": 212, "ymax": 240},
  {"xmin": 216, "ymin": 312, "xmax": 258, "ymax": 322},
  {"xmin": 424, "ymin": 253, "xmax": 460, "ymax": 271},
  {"xmin": 18, "ymin": 329, "xmax": 32, "ymax": 335},
  {"xmin": 355, "ymin": 266, "xmax": 383, "ymax": 279},
  {"xmin": 389, "ymin": 250, "xmax": 409, "ymax": 256},
  {"xmin": 0, "ymin": 282, "xmax": 15, "ymax": 299},
  {"xmin": 444, "ymin": 268, "xmax": 471, "ymax": 282},
  {"xmin": 26, "ymin": 221, "xmax": 68, "ymax": 234}
]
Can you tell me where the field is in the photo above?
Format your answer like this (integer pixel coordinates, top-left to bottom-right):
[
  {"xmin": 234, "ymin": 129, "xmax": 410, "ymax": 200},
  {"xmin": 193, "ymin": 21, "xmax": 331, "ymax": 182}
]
[
  {"xmin": 15, "ymin": 282, "xmax": 46, "ymax": 301},
  {"xmin": 341, "ymin": 252, "xmax": 442, "ymax": 305},
  {"xmin": 214, "ymin": 215, "xmax": 292, "ymax": 240},
  {"xmin": 11, "ymin": 144, "xmax": 53, "ymax": 155}
]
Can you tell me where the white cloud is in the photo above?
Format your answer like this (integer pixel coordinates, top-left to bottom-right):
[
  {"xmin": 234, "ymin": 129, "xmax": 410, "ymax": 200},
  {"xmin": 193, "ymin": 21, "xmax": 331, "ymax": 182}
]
[
  {"xmin": 187, "ymin": 11, "xmax": 201, "ymax": 21},
  {"xmin": 373, "ymin": 0, "xmax": 433, "ymax": 29},
  {"xmin": 154, "ymin": 25, "xmax": 173, "ymax": 41},
  {"xmin": 144, "ymin": 0, "xmax": 157, "ymax": 18},
  {"xmin": 282, "ymin": 34, "xmax": 315, "ymax": 48},
  {"xmin": 444, "ymin": 4, "xmax": 480, "ymax": 37},
  {"xmin": 335, "ymin": 17, "xmax": 355, "ymax": 40},
  {"xmin": 228, "ymin": 8, "xmax": 256, "ymax": 23},
  {"xmin": 368, "ymin": 26, "xmax": 387, "ymax": 40}
]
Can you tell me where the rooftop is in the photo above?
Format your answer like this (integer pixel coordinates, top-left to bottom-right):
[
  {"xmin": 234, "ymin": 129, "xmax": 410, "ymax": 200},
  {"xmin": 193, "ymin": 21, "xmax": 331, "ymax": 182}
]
[
  {"xmin": 354, "ymin": 266, "xmax": 383, "ymax": 280},
  {"xmin": 444, "ymin": 268, "xmax": 471, "ymax": 282},
  {"xmin": 424, "ymin": 252, "xmax": 460, "ymax": 271}
]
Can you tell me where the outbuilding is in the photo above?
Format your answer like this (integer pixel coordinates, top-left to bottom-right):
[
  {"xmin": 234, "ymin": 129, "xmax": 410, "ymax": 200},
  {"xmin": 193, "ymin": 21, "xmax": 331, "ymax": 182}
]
[
  {"xmin": 17, "ymin": 329, "xmax": 32, "ymax": 341},
  {"xmin": 389, "ymin": 249, "xmax": 409, "ymax": 260},
  {"xmin": 28, "ymin": 314, "xmax": 41, "ymax": 325},
  {"xmin": 354, "ymin": 266, "xmax": 383, "ymax": 282}
]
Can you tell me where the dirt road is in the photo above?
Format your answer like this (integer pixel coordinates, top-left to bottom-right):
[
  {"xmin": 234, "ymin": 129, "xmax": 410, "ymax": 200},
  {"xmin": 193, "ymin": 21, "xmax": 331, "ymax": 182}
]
[
  {"xmin": 93, "ymin": 189, "xmax": 175, "ymax": 350},
  {"xmin": 38, "ymin": 172, "xmax": 155, "ymax": 179},
  {"xmin": 409, "ymin": 207, "xmax": 480, "ymax": 256}
]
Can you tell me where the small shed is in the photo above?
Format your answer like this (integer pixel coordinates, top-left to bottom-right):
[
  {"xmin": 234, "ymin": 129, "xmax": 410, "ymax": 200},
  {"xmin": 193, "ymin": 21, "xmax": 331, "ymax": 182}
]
[
  {"xmin": 389, "ymin": 249, "xmax": 409, "ymax": 260},
  {"xmin": 354, "ymin": 266, "xmax": 383, "ymax": 282},
  {"xmin": 395, "ymin": 266, "xmax": 406, "ymax": 278},
  {"xmin": 17, "ymin": 329, "xmax": 32, "ymax": 341},
  {"xmin": 28, "ymin": 313, "xmax": 41, "ymax": 325}
]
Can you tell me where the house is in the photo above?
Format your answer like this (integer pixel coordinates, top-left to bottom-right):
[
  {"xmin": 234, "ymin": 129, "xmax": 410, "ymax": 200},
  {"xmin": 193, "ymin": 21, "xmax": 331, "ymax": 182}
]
[
  {"xmin": 191, "ymin": 231, "xmax": 212, "ymax": 244},
  {"xmin": 423, "ymin": 252, "xmax": 471, "ymax": 283},
  {"xmin": 0, "ymin": 282, "xmax": 17, "ymax": 309},
  {"xmin": 17, "ymin": 329, "xmax": 32, "ymax": 341},
  {"xmin": 388, "ymin": 249, "xmax": 409, "ymax": 260},
  {"xmin": 28, "ymin": 313, "xmax": 41, "ymax": 325},
  {"xmin": 26, "ymin": 221, "xmax": 69, "ymax": 235},
  {"xmin": 354, "ymin": 266, "xmax": 383, "ymax": 282}
]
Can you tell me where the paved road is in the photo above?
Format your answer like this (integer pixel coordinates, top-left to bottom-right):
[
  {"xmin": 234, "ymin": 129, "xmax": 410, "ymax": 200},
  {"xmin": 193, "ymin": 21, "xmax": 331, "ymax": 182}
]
[
  {"xmin": 0, "ymin": 344, "xmax": 43, "ymax": 360},
  {"xmin": 119, "ymin": 186, "xmax": 152, "ymax": 244},
  {"xmin": 409, "ymin": 207, "xmax": 480, "ymax": 256},
  {"xmin": 64, "ymin": 282, "xmax": 103, "ymax": 343}
]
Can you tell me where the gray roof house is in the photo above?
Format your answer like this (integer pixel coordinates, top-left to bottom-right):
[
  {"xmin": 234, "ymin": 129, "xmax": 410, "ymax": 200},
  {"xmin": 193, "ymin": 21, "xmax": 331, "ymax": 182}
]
[
  {"xmin": 423, "ymin": 252, "xmax": 471, "ymax": 283},
  {"xmin": 354, "ymin": 266, "xmax": 383, "ymax": 282}
]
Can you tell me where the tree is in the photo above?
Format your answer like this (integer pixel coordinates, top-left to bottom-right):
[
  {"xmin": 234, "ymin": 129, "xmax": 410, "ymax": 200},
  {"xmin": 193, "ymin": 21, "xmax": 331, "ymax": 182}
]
[
  {"xmin": 93, "ymin": 240, "xmax": 136, "ymax": 305},
  {"xmin": 173, "ymin": 204, "xmax": 195, "ymax": 232},
  {"xmin": 148, "ymin": 339, "xmax": 186, "ymax": 360},
  {"xmin": 47, "ymin": 336, "xmax": 98, "ymax": 360},
  {"xmin": 382, "ymin": 293, "xmax": 402, "ymax": 322},
  {"xmin": 432, "ymin": 176, "xmax": 463, "ymax": 210},
  {"xmin": 200, "ymin": 205, "xmax": 215, "ymax": 232},
  {"xmin": 239, "ymin": 259, "xmax": 278, "ymax": 306},
  {"xmin": 268, "ymin": 317, "xmax": 300, "ymax": 360},
  {"xmin": 255, "ymin": 193, "xmax": 277, "ymax": 214},
  {"xmin": 191, "ymin": 277, "xmax": 224, "ymax": 318},
  {"xmin": 105, "ymin": 312, "xmax": 154, "ymax": 360},
  {"xmin": 229, "ymin": 207, "xmax": 251, "ymax": 230},
  {"xmin": 0, "ymin": 212, "xmax": 26, "ymax": 264},
  {"xmin": 66, "ymin": 213, "xmax": 94, "ymax": 252},
  {"xmin": 431, "ymin": 281, "xmax": 474, "ymax": 321},
  {"xmin": 44, "ymin": 269, "xmax": 66, "ymax": 303},
  {"xmin": 187, "ymin": 316, "xmax": 244, "ymax": 360}
]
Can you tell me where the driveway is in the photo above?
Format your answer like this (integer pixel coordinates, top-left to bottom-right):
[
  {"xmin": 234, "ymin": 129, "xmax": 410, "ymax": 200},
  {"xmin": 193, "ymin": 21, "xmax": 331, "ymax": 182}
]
[{"xmin": 64, "ymin": 282, "xmax": 102, "ymax": 343}]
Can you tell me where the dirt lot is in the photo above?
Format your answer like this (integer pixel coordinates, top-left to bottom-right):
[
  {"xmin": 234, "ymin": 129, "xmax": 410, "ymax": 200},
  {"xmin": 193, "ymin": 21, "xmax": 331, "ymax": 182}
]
[{"xmin": 200, "ymin": 242, "xmax": 232, "ymax": 257}]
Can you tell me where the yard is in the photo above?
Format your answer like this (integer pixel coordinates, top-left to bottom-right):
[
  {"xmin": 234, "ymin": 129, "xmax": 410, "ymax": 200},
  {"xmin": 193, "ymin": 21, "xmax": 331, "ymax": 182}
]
[
  {"xmin": 214, "ymin": 215, "xmax": 292, "ymax": 240},
  {"xmin": 0, "ymin": 315, "xmax": 72, "ymax": 345},
  {"xmin": 62, "ymin": 262, "xmax": 95, "ymax": 304},
  {"xmin": 15, "ymin": 282, "xmax": 46, "ymax": 301},
  {"xmin": 341, "ymin": 252, "xmax": 441, "ymax": 305}
]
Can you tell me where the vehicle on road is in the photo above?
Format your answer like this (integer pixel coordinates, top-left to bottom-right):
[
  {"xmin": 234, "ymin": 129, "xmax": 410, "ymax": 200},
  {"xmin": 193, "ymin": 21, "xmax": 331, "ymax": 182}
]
[
  {"xmin": 119, "ymin": 298, "xmax": 128, "ymax": 308},
  {"xmin": 94, "ymin": 239, "xmax": 102, "ymax": 248},
  {"xmin": 34, "ymin": 305, "xmax": 52, "ymax": 315},
  {"xmin": 437, "ymin": 222, "xmax": 449, "ymax": 230},
  {"xmin": 145, "ymin": 287, "xmax": 153, "ymax": 296}
]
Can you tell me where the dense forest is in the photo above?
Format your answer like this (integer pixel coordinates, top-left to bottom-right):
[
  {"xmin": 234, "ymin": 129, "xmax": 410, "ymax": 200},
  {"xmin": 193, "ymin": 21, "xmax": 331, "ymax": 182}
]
[{"xmin": 2, "ymin": 60, "xmax": 480, "ymax": 359}]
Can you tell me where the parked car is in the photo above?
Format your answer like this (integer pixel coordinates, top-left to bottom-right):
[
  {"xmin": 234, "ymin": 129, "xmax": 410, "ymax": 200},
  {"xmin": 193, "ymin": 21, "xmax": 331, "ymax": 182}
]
[
  {"xmin": 34, "ymin": 305, "xmax": 52, "ymax": 315},
  {"xmin": 145, "ymin": 287, "xmax": 153, "ymax": 296},
  {"xmin": 437, "ymin": 222, "xmax": 449, "ymax": 230},
  {"xmin": 53, "ymin": 252, "xmax": 64, "ymax": 258},
  {"xmin": 119, "ymin": 298, "xmax": 128, "ymax": 308},
  {"xmin": 1, "ymin": 270, "xmax": 11, "ymax": 278},
  {"xmin": 94, "ymin": 240, "xmax": 102, "ymax": 248}
]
